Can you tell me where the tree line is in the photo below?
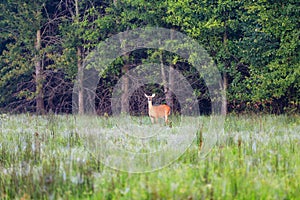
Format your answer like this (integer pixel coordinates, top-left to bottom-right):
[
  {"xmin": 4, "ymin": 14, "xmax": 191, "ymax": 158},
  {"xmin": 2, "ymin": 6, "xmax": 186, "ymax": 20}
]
[{"xmin": 0, "ymin": 0, "xmax": 299, "ymax": 115}]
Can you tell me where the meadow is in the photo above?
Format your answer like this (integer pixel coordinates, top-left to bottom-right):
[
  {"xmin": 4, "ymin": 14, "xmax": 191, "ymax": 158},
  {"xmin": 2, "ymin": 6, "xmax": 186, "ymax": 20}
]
[{"xmin": 0, "ymin": 114, "xmax": 299, "ymax": 199}]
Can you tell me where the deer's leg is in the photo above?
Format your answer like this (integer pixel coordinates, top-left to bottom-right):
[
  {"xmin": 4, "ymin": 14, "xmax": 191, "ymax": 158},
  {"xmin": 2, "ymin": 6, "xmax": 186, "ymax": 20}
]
[
  {"xmin": 165, "ymin": 115, "xmax": 168, "ymax": 125},
  {"xmin": 150, "ymin": 117, "xmax": 154, "ymax": 124}
]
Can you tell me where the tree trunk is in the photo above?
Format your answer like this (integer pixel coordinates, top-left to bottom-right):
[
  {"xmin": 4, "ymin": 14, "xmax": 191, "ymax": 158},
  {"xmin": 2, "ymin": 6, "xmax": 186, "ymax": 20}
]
[
  {"xmin": 77, "ymin": 46, "xmax": 84, "ymax": 114},
  {"xmin": 221, "ymin": 25, "xmax": 228, "ymax": 115},
  {"xmin": 166, "ymin": 30, "xmax": 175, "ymax": 109},
  {"xmin": 160, "ymin": 50, "xmax": 174, "ymax": 108},
  {"xmin": 160, "ymin": 51, "xmax": 168, "ymax": 95},
  {"xmin": 121, "ymin": 64, "xmax": 129, "ymax": 114},
  {"xmin": 113, "ymin": 0, "xmax": 129, "ymax": 114},
  {"xmin": 120, "ymin": 25, "xmax": 129, "ymax": 114},
  {"xmin": 74, "ymin": 0, "xmax": 85, "ymax": 115},
  {"xmin": 167, "ymin": 64, "xmax": 174, "ymax": 109},
  {"xmin": 221, "ymin": 71, "xmax": 228, "ymax": 115},
  {"xmin": 35, "ymin": 29, "xmax": 45, "ymax": 114}
]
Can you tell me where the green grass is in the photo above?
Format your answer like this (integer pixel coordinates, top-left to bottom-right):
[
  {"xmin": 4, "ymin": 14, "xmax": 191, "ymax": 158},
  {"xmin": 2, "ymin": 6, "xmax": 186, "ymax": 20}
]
[{"xmin": 0, "ymin": 114, "xmax": 299, "ymax": 199}]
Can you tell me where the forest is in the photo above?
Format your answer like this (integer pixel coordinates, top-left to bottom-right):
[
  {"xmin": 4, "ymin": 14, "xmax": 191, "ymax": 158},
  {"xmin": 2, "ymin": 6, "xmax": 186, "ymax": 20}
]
[
  {"xmin": 1, "ymin": 1, "xmax": 300, "ymax": 199},
  {"xmin": 0, "ymin": 0, "xmax": 299, "ymax": 115}
]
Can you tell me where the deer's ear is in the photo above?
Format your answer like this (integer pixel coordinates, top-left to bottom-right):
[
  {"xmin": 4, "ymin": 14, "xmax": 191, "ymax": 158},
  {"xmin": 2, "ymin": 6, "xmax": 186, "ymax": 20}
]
[
  {"xmin": 152, "ymin": 94, "xmax": 155, "ymax": 97},
  {"xmin": 144, "ymin": 93, "xmax": 148, "ymax": 98}
]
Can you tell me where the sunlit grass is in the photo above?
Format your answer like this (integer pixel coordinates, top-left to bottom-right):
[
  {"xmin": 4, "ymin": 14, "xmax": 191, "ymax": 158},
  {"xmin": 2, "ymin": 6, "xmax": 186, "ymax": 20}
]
[{"xmin": 0, "ymin": 114, "xmax": 299, "ymax": 199}]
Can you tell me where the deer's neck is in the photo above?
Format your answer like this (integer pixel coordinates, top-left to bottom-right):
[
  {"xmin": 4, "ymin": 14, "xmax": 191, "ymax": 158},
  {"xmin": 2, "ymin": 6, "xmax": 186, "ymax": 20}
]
[{"xmin": 148, "ymin": 100, "xmax": 153, "ymax": 110}]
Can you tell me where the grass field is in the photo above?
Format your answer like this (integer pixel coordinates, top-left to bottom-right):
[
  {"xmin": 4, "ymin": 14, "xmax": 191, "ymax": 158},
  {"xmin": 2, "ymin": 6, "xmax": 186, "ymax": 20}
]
[{"xmin": 0, "ymin": 114, "xmax": 299, "ymax": 199}]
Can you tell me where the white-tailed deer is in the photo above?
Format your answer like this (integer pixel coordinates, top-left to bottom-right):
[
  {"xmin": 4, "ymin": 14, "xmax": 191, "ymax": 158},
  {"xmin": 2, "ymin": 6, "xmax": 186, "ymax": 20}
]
[{"xmin": 144, "ymin": 93, "xmax": 171, "ymax": 124}]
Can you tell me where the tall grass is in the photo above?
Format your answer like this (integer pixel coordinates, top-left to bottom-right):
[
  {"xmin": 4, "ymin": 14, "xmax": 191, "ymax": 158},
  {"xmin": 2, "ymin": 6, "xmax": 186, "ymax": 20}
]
[{"xmin": 0, "ymin": 114, "xmax": 299, "ymax": 199}]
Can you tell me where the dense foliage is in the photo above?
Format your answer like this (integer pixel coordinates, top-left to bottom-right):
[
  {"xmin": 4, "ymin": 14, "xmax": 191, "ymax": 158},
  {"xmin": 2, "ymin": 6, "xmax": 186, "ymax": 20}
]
[{"xmin": 0, "ymin": 0, "xmax": 299, "ymax": 114}]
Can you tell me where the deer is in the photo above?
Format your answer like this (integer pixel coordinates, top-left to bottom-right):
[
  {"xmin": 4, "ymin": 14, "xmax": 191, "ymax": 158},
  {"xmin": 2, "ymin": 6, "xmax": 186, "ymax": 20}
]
[{"xmin": 144, "ymin": 93, "xmax": 171, "ymax": 125}]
